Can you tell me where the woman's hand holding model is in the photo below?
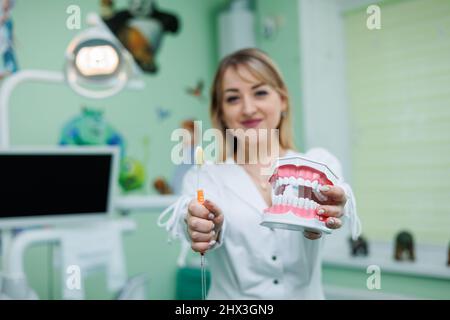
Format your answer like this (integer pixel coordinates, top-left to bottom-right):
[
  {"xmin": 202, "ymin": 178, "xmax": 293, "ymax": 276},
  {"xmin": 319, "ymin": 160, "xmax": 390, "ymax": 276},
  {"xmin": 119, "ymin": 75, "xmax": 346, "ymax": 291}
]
[{"xmin": 304, "ymin": 185, "xmax": 347, "ymax": 240}]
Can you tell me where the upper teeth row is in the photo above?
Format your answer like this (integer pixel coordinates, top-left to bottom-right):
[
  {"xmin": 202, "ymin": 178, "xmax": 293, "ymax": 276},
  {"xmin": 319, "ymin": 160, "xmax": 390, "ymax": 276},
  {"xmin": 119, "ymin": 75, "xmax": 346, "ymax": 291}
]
[
  {"xmin": 272, "ymin": 195, "xmax": 319, "ymax": 209},
  {"xmin": 275, "ymin": 177, "xmax": 322, "ymax": 191}
]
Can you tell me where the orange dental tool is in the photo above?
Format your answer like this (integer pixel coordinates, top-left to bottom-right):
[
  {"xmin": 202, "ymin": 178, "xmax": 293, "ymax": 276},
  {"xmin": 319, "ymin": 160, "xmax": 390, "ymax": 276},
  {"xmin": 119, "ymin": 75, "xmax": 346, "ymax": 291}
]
[{"xmin": 195, "ymin": 146, "xmax": 205, "ymax": 204}]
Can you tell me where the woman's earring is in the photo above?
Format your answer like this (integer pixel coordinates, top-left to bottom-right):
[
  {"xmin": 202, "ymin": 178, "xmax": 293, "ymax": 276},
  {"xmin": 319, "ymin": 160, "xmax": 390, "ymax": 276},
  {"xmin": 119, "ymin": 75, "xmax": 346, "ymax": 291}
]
[{"xmin": 281, "ymin": 111, "xmax": 287, "ymax": 118}]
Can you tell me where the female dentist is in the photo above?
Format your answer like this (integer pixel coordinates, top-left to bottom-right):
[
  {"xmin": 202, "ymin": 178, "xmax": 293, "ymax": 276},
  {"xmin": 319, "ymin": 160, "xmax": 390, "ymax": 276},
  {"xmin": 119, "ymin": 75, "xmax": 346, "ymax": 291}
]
[{"xmin": 160, "ymin": 48, "xmax": 361, "ymax": 299}]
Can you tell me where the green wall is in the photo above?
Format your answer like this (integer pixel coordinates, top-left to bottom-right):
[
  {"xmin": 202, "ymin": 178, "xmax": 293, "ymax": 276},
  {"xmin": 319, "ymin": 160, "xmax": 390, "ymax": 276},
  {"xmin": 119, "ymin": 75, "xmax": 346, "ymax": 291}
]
[{"xmin": 344, "ymin": 0, "xmax": 450, "ymax": 245}]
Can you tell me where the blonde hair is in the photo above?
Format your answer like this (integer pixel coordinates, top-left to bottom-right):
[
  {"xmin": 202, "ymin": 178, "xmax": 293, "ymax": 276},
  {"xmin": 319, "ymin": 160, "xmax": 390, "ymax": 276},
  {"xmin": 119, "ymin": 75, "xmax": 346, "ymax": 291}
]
[{"xmin": 210, "ymin": 48, "xmax": 296, "ymax": 161}]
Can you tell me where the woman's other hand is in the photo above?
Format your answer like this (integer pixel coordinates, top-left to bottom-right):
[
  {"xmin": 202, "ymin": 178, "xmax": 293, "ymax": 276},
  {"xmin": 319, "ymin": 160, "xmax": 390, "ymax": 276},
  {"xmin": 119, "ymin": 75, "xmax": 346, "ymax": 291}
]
[{"xmin": 304, "ymin": 185, "xmax": 347, "ymax": 240}]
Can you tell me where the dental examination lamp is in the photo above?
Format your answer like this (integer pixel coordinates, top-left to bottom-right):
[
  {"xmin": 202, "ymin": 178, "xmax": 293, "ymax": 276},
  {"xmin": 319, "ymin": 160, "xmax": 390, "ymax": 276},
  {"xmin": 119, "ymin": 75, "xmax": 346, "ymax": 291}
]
[
  {"xmin": 0, "ymin": 13, "xmax": 144, "ymax": 149},
  {"xmin": 0, "ymin": 13, "xmax": 143, "ymax": 299},
  {"xmin": 64, "ymin": 18, "xmax": 139, "ymax": 99}
]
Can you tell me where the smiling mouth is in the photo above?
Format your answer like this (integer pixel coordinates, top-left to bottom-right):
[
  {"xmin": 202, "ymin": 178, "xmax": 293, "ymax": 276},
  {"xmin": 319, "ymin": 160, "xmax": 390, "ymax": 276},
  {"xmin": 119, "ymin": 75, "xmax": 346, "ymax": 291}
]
[{"xmin": 241, "ymin": 119, "xmax": 262, "ymax": 128}]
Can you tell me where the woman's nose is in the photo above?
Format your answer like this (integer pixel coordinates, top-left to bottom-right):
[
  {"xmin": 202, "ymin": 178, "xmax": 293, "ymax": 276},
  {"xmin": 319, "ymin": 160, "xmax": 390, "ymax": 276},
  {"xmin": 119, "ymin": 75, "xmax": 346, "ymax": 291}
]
[{"xmin": 242, "ymin": 95, "xmax": 257, "ymax": 116}]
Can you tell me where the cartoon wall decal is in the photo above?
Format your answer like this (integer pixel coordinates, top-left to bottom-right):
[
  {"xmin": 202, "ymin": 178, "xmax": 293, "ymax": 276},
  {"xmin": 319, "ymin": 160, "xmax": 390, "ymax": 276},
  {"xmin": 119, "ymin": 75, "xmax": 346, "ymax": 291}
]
[
  {"xmin": 60, "ymin": 106, "xmax": 126, "ymax": 159},
  {"xmin": 60, "ymin": 106, "xmax": 146, "ymax": 192},
  {"xmin": 155, "ymin": 106, "xmax": 170, "ymax": 121},
  {"xmin": 394, "ymin": 230, "xmax": 415, "ymax": 262},
  {"xmin": 119, "ymin": 157, "xmax": 145, "ymax": 191},
  {"xmin": 117, "ymin": 135, "xmax": 149, "ymax": 192},
  {"xmin": 0, "ymin": 0, "xmax": 19, "ymax": 80},
  {"xmin": 153, "ymin": 176, "xmax": 172, "ymax": 194},
  {"xmin": 100, "ymin": 0, "xmax": 180, "ymax": 74},
  {"xmin": 186, "ymin": 80, "xmax": 205, "ymax": 101}
]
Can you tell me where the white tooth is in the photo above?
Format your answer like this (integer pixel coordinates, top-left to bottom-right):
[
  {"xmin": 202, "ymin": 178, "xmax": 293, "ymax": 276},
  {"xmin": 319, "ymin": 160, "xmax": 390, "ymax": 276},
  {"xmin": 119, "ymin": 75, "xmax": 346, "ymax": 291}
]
[
  {"xmin": 311, "ymin": 180, "xmax": 318, "ymax": 190},
  {"xmin": 293, "ymin": 197, "xmax": 299, "ymax": 207},
  {"xmin": 298, "ymin": 198, "xmax": 305, "ymax": 208},
  {"xmin": 305, "ymin": 180, "xmax": 312, "ymax": 188},
  {"xmin": 275, "ymin": 195, "xmax": 280, "ymax": 205},
  {"xmin": 297, "ymin": 177, "xmax": 304, "ymax": 187},
  {"xmin": 284, "ymin": 177, "xmax": 289, "ymax": 185},
  {"xmin": 311, "ymin": 200, "xmax": 318, "ymax": 209},
  {"xmin": 289, "ymin": 177, "xmax": 297, "ymax": 186},
  {"xmin": 282, "ymin": 195, "xmax": 288, "ymax": 205},
  {"xmin": 316, "ymin": 183, "xmax": 322, "ymax": 192},
  {"xmin": 290, "ymin": 196, "xmax": 296, "ymax": 206}
]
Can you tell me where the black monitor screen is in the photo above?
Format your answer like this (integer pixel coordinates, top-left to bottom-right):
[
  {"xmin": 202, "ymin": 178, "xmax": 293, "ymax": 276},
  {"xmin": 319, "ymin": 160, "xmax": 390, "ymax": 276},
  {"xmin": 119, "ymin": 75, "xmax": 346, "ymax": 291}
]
[{"xmin": 0, "ymin": 154, "xmax": 112, "ymax": 218}]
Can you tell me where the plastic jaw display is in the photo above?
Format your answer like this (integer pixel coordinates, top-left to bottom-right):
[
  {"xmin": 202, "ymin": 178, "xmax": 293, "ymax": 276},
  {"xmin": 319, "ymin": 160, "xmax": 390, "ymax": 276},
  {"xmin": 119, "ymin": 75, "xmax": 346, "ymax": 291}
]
[{"xmin": 260, "ymin": 155, "xmax": 340, "ymax": 234}]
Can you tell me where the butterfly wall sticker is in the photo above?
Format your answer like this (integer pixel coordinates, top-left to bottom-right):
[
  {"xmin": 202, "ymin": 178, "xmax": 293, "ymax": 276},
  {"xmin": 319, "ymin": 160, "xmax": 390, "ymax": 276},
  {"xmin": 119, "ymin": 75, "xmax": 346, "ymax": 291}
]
[
  {"xmin": 186, "ymin": 80, "xmax": 206, "ymax": 101},
  {"xmin": 155, "ymin": 106, "xmax": 171, "ymax": 121}
]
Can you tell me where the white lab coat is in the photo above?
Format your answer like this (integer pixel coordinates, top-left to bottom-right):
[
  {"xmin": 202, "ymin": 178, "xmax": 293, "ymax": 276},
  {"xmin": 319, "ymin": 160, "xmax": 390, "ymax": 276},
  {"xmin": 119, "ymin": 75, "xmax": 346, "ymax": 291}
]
[{"xmin": 159, "ymin": 148, "xmax": 361, "ymax": 300}]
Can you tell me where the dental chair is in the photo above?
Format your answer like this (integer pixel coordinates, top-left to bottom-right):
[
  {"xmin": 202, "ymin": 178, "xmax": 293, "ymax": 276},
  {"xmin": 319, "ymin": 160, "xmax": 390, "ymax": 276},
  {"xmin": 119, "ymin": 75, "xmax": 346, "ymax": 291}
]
[{"xmin": 0, "ymin": 219, "xmax": 142, "ymax": 300}]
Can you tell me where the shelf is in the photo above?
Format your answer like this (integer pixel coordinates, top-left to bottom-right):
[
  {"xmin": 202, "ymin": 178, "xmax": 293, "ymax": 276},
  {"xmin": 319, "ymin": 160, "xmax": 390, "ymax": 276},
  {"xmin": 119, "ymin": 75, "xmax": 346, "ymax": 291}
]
[
  {"xmin": 322, "ymin": 237, "xmax": 450, "ymax": 280},
  {"xmin": 114, "ymin": 195, "xmax": 180, "ymax": 213}
]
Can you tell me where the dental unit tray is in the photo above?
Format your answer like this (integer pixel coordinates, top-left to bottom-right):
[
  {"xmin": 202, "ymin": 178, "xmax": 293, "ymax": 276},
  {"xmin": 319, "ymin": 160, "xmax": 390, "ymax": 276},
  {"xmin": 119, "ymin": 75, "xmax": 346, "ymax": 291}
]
[{"xmin": 261, "ymin": 155, "xmax": 340, "ymax": 234}]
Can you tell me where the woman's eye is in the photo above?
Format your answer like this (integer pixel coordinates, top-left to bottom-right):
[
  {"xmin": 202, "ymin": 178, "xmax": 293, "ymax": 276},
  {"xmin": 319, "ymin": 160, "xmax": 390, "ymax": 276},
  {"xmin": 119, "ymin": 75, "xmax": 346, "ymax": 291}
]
[
  {"xmin": 255, "ymin": 90, "xmax": 268, "ymax": 97},
  {"xmin": 226, "ymin": 96, "xmax": 239, "ymax": 104}
]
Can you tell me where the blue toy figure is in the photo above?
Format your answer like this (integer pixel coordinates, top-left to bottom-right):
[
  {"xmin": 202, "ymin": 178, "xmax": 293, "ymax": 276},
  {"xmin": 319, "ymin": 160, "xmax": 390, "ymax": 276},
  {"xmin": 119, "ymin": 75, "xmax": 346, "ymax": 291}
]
[
  {"xmin": 59, "ymin": 106, "xmax": 126, "ymax": 159},
  {"xmin": 60, "ymin": 106, "xmax": 147, "ymax": 192},
  {"xmin": 0, "ymin": 0, "xmax": 19, "ymax": 79}
]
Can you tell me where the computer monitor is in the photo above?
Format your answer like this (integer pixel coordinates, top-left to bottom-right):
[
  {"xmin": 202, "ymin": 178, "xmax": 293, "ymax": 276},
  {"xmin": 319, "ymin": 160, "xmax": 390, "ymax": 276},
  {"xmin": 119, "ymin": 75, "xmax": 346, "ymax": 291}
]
[{"xmin": 0, "ymin": 146, "xmax": 119, "ymax": 228}]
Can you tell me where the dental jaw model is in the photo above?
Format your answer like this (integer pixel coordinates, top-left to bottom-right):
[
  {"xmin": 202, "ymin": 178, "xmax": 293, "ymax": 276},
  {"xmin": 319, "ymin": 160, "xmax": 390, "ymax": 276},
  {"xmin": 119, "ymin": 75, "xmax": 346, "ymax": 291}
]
[{"xmin": 261, "ymin": 155, "xmax": 339, "ymax": 234}]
